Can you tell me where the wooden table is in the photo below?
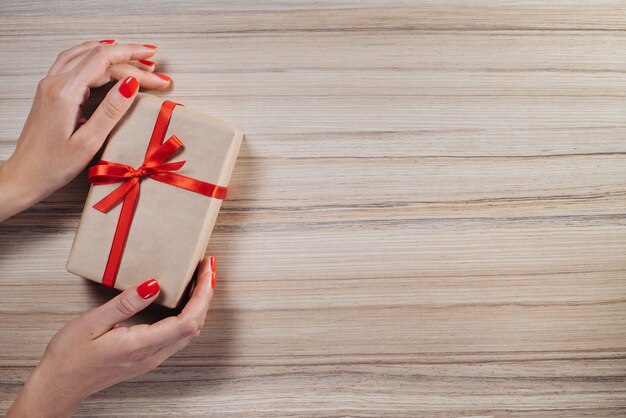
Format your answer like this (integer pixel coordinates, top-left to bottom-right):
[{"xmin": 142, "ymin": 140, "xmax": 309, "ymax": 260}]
[{"xmin": 1, "ymin": 1, "xmax": 626, "ymax": 416}]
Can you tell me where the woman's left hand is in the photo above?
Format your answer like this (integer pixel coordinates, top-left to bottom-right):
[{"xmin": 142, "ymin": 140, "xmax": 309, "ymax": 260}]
[
  {"xmin": 8, "ymin": 256, "xmax": 217, "ymax": 418},
  {"xmin": 0, "ymin": 40, "xmax": 171, "ymax": 221}
]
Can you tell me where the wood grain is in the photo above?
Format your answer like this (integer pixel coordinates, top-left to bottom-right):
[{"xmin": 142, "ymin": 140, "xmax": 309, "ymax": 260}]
[{"xmin": 1, "ymin": 1, "xmax": 626, "ymax": 416}]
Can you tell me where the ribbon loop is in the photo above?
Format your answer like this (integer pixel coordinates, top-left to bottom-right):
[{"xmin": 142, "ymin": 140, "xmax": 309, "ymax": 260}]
[{"xmin": 87, "ymin": 100, "xmax": 228, "ymax": 287}]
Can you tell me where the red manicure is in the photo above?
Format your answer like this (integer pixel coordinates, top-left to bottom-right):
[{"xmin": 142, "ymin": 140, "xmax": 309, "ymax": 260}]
[
  {"xmin": 143, "ymin": 44, "xmax": 157, "ymax": 49},
  {"xmin": 139, "ymin": 59, "xmax": 155, "ymax": 66},
  {"xmin": 137, "ymin": 279, "xmax": 160, "ymax": 299},
  {"xmin": 209, "ymin": 256, "xmax": 216, "ymax": 272},
  {"xmin": 119, "ymin": 76, "xmax": 139, "ymax": 98},
  {"xmin": 155, "ymin": 73, "xmax": 171, "ymax": 82},
  {"xmin": 99, "ymin": 39, "xmax": 115, "ymax": 44},
  {"xmin": 211, "ymin": 272, "xmax": 217, "ymax": 289}
]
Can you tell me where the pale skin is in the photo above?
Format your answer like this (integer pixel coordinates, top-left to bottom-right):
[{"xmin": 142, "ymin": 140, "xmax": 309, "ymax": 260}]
[{"xmin": 2, "ymin": 41, "xmax": 217, "ymax": 417}]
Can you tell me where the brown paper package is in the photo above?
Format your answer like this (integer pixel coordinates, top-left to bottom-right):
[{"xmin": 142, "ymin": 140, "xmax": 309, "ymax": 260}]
[{"xmin": 66, "ymin": 93, "xmax": 243, "ymax": 308}]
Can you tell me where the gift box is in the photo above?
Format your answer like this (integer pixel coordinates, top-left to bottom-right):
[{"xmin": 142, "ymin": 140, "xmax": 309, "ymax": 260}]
[{"xmin": 67, "ymin": 93, "xmax": 243, "ymax": 308}]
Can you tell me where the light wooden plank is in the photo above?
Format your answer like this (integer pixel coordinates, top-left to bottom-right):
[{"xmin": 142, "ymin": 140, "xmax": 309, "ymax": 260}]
[{"xmin": 1, "ymin": 1, "xmax": 626, "ymax": 416}]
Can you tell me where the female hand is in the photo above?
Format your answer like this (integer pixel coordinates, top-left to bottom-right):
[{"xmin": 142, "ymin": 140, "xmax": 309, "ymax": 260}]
[
  {"xmin": 0, "ymin": 40, "xmax": 172, "ymax": 222},
  {"xmin": 7, "ymin": 256, "xmax": 217, "ymax": 418}
]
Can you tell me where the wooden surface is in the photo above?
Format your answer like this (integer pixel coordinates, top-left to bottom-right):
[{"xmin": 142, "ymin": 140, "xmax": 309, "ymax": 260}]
[{"xmin": 1, "ymin": 1, "xmax": 626, "ymax": 416}]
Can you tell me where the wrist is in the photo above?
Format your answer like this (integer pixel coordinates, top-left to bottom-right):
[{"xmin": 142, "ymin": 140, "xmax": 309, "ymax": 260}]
[{"xmin": 7, "ymin": 365, "xmax": 83, "ymax": 418}]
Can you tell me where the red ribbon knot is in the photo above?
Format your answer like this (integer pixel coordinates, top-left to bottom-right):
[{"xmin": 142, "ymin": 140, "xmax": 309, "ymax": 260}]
[
  {"xmin": 87, "ymin": 100, "xmax": 228, "ymax": 288},
  {"xmin": 88, "ymin": 135, "xmax": 189, "ymax": 212}
]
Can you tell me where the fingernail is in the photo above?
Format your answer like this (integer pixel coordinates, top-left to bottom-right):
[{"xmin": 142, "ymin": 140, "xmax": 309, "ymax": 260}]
[
  {"xmin": 119, "ymin": 76, "xmax": 139, "ymax": 98},
  {"xmin": 209, "ymin": 256, "xmax": 216, "ymax": 272},
  {"xmin": 99, "ymin": 39, "xmax": 115, "ymax": 44},
  {"xmin": 143, "ymin": 44, "xmax": 157, "ymax": 49},
  {"xmin": 137, "ymin": 279, "xmax": 160, "ymax": 299},
  {"xmin": 155, "ymin": 73, "xmax": 171, "ymax": 82},
  {"xmin": 139, "ymin": 59, "xmax": 155, "ymax": 66},
  {"xmin": 211, "ymin": 272, "xmax": 217, "ymax": 289}
]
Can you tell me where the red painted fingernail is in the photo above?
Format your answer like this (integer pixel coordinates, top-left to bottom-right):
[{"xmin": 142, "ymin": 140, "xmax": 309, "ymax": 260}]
[
  {"xmin": 155, "ymin": 73, "xmax": 171, "ymax": 82},
  {"xmin": 119, "ymin": 76, "xmax": 139, "ymax": 98},
  {"xmin": 139, "ymin": 59, "xmax": 155, "ymax": 66},
  {"xmin": 211, "ymin": 272, "xmax": 217, "ymax": 289},
  {"xmin": 143, "ymin": 44, "xmax": 157, "ymax": 49},
  {"xmin": 137, "ymin": 279, "xmax": 160, "ymax": 299},
  {"xmin": 99, "ymin": 39, "xmax": 115, "ymax": 44},
  {"xmin": 209, "ymin": 256, "xmax": 216, "ymax": 272}
]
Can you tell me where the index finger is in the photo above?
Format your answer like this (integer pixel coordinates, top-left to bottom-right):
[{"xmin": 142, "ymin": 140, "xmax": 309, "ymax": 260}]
[
  {"xmin": 71, "ymin": 43, "xmax": 157, "ymax": 87},
  {"xmin": 132, "ymin": 256, "xmax": 216, "ymax": 349}
]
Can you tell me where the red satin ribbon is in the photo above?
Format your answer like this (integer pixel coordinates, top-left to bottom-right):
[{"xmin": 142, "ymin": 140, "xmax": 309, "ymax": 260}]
[{"xmin": 88, "ymin": 100, "xmax": 227, "ymax": 287}]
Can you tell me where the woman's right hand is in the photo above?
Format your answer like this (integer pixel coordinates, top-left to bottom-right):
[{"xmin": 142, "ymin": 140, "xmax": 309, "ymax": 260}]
[{"xmin": 7, "ymin": 256, "xmax": 217, "ymax": 418}]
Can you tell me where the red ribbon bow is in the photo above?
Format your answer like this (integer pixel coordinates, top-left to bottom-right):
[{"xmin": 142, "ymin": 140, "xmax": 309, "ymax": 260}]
[{"xmin": 88, "ymin": 100, "xmax": 227, "ymax": 287}]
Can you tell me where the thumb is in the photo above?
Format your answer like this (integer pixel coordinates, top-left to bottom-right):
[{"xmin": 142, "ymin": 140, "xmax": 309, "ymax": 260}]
[
  {"xmin": 80, "ymin": 279, "xmax": 160, "ymax": 339},
  {"xmin": 73, "ymin": 75, "xmax": 139, "ymax": 151}
]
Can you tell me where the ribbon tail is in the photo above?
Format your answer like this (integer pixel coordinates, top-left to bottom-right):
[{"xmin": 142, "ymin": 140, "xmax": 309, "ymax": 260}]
[
  {"xmin": 146, "ymin": 101, "xmax": 181, "ymax": 156},
  {"xmin": 93, "ymin": 179, "xmax": 139, "ymax": 212},
  {"xmin": 101, "ymin": 182, "xmax": 140, "ymax": 287},
  {"xmin": 150, "ymin": 172, "xmax": 228, "ymax": 199},
  {"xmin": 146, "ymin": 135, "xmax": 184, "ymax": 164}
]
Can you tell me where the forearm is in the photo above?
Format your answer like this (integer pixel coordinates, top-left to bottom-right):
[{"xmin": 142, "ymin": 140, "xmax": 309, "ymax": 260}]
[{"xmin": 0, "ymin": 160, "xmax": 40, "ymax": 222}]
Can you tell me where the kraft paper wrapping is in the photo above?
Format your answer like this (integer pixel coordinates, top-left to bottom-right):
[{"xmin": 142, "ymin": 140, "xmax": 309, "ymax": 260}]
[{"xmin": 67, "ymin": 93, "xmax": 243, "ymax": 308}]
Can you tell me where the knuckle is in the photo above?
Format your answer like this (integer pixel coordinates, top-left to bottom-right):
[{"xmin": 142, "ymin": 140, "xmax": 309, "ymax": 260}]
[
  {"xmin": 36, "ymin": 76, "xmax": 52, "ymax": 93},
  {"xmin": 54, "ymin": 50, "xmax": 69, "ymax": 63},
  {"xmin": 101, "ymin": 97, "xmax": 125, "ymax": 120},
  {"xmin": 57, "ymin": 40, "xmax": 93, "ymax": 61},
  {"xmin": 192, "ymin": 327, "xmax": 202, "ymax": 339},
  {"xmin": 93, "ymin": 44, "xmax": 108, "ymax": 56},
  {"xmin": 198, "ymin": 271, "xmax": 212, "ymax": 282},
  {"xmin": 114, "ymin": 295, "xmax": 137, "ymax": 317},
  {"xmin": 92, "ymin": 44, "xmax": 110, "ymax": 63},
  {"xmin": 45, "ymin": 332, "xmax": 62, "ymax": 356},
  {"xmin": 40, "ymin": 79, "xmax": 75, "ymax": 104},
  {"xmin": 179, "ymin": 318, "xmax": 202, "ymax": 338}
]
